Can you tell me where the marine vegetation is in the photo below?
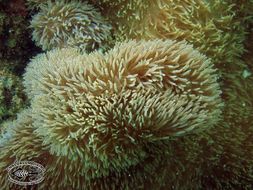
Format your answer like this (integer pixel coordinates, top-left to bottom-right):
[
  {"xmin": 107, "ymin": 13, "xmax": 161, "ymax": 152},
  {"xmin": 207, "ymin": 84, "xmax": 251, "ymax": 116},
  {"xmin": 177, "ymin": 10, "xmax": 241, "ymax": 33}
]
[
  {"xmin": 30, "ymin": 0, "xmax": 112, "ymax": 51},
  {"xmin": 0, "ymin": 61, "xmax": 27, "ymax": 124},
  {"xmin": 0, "ymin": 0, "xmax": 37, "ymax": 64}
]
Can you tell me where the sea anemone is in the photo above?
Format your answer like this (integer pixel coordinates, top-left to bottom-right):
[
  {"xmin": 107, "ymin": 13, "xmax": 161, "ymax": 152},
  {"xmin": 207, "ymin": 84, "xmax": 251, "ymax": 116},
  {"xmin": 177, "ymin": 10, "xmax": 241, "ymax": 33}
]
[
  {"xmin": 23, "ymin": 48, "xmax": 82, "ymax": 99},
  {"xmin": 227, "ymin": 0, "xmax": 253, "ymax": 26},
  {"xmin": 91, "ymin": 0, "xmax": 246, "ymax": 65},
  {"xmin": 1, "ymin": 65, "xmax": 252, "ymax": 189},
  {"xmin": 221, "ymin": 61, "xmax": 253, "ymax": 124},
  {"xmin": 23, "ymin": 39, "xmax": 223, "ymax": 179},
  {"xmin": 0, "ymin": 109, "xmax": 178, "ymax": 189},
  {"xmin": 30, "ymin": 0, "xmax": 112, "ymax": 51},
  {"xmin": 0, "ymin": 109, "xmax": 48, "ymax": 190},
  {"xmin": 199, "ymin": 60, "xmax": 253, "ymax": 189}
]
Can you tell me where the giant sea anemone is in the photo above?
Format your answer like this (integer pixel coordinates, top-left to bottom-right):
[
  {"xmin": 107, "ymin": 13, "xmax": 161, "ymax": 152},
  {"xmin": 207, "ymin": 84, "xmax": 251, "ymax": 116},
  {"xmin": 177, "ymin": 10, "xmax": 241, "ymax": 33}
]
[
  {"xmin": 0, "ymin": 39, "xmax": 223, "ymax": 189},
  {"xmin": 23, "ymin": 39, "xmax": 223, "ymax": 181}
]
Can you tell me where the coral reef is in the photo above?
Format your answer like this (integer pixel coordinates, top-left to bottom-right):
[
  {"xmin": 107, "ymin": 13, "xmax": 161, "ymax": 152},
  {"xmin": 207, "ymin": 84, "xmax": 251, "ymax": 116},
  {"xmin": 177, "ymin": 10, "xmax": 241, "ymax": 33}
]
[
  {"xmin": 199, "ymin": 60, "xmax": 253, "ymax": 189},
  {"xmin": 0, "ymin": 62, "xmax": 27, "ymax": 124},
  {"xmin": 30, "ymin": 0, "xmax": 112, "ymax": 52},
  {"xmin": 0, "ymin": 0, "xmax": 39, "ymax": 70},
  {"xmin": 0, "ymin": 11, "xmax": 5, "ymax": 34},
  {"xmin": 227, "ymin": 0, "xmax": 253, "ymax": 27},
  {"xmin": 0, "ymin": 0, "xmax": 253, "ymax": 189},
  {"xmin": 221, "ymin": 61, "xmax": 253, "ymax": 123},
  {"xmin": 90, "ymin": 0, "xmax": 246, "ymax": 65}
]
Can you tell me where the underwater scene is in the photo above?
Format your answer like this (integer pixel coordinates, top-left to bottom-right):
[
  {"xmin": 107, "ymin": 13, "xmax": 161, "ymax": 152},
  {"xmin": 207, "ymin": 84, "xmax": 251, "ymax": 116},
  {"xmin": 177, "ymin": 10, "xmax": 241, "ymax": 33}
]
[{"xmin": 0, "ymin": 0, "xmax": 253, "ymax": 189}]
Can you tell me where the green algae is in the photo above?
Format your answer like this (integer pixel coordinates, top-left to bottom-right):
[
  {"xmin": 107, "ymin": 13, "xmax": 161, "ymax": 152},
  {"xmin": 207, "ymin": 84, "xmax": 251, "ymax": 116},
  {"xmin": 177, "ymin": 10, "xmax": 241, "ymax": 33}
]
[{"xmin": 0, "ymin": 64, "xmax": 27, "ymax": 124}]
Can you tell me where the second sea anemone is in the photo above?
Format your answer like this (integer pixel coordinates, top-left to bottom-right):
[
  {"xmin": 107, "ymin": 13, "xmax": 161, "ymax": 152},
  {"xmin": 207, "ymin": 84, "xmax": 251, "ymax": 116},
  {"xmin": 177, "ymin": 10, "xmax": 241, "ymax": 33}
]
[
  {"xmin": 91, "ymin": 0, "xmax": 246, "ymax": 65},
  {"xmin": 30, "ymin": 0, "xmax": 112, "ymax": 51}
]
